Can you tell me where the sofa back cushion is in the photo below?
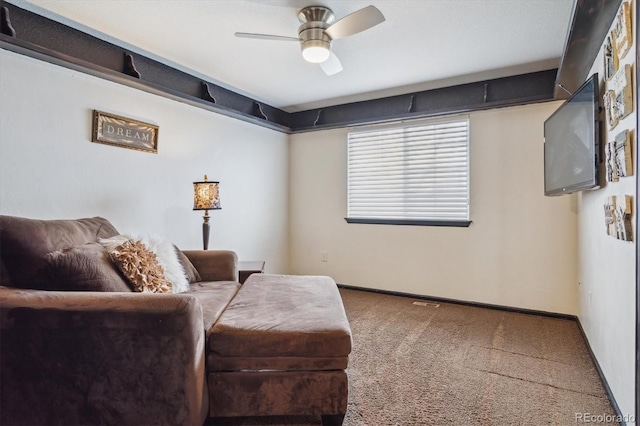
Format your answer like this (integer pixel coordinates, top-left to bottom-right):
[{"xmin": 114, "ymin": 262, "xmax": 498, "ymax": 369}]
[
  {"xmin": 0, "ymin": 215, "xmax": 119, "ymax": 289},
  {"xmin": 45, "ymin": 243, "xmax": 131, "ymax": 292}
]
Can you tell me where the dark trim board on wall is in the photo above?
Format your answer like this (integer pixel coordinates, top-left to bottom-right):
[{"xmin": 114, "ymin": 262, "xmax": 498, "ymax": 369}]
[
  {"xmin": 0, "ymin": 0, "xmax": 557, "ymax": 134},
  {"xmin": 337, "ymin": 283, "xmax": 577, "ymax": 320},
  {"xmin": 575, "ymin": 319, "xmax": 629, "ymax": 426}
]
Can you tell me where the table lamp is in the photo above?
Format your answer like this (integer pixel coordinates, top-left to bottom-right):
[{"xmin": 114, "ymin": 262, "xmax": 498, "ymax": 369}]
[{"xmin": 193, "ymin": 175, "xmax": 221, "ymax": 250}]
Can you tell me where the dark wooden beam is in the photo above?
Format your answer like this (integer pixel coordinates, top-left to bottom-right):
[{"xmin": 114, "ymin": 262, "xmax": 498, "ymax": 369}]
[
  {"xmin": 1, "ymin": 0, "xmax": 586, "ymax": 134},
  {"xmin": 555, "ymin": 0, "xmax": 622, "ymax": 98},
  {"xmin": 0, "ymin": 1, "xmax": 291, "ymax": 132},
  {"xmin": 290, "ymin": 69, "xmax": 557, "ymax": 133}
]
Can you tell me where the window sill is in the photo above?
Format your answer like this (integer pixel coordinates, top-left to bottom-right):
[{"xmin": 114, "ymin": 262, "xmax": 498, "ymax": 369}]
[{"xmin": 344, "ymin": 218, "xmax": 472, "ymax": 227}]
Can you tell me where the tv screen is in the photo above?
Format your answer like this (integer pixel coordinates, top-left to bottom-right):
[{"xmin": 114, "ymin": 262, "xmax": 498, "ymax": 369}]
[{"xmin": 544, "ymin": 73, "xmax": 600, "ymax": 196}]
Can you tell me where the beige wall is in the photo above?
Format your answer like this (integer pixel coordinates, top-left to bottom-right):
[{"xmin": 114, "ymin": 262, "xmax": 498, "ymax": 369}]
[
  {"xmin": 0, "ymin": 49, "xmax": 290, "ymax": 273},
  {"xmin": 577, "ymin": 1, "xmax": 637, "ymax": 419},
  {"xmin": 289, "ymin": 102, "xmax": 579, "ymax": 314}
]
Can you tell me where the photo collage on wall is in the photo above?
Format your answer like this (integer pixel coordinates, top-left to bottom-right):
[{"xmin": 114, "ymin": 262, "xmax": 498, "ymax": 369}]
[
  {"xmin": 604, "ymin": 195, "xmax": 633, "ymax": 241},
  {"xmin": 603, "ymin": 1, "xmax": 635, "ymax": 241},
  {"xmin": 605, "ymin": 129, "xmax": 633, "ymax": 182}
]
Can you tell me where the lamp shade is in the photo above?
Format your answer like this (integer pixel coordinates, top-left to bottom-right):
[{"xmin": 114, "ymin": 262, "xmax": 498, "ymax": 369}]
[{"xmin": 193, "ymin": 176, "xmax": 221, "ymax": 210}]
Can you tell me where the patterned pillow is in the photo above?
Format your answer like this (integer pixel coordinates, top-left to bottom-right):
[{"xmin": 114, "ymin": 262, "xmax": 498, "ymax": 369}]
[
  {"xmin": 100, "ymin": 234, "xmax": 190, "ymax": 293},
  {"xmin": 108, "ymin": 239, "xmax": 172, "ymax": 293}
]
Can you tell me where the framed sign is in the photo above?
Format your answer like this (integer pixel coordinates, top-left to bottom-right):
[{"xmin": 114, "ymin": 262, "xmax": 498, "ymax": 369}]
[{"xmin": 92, "ymin": 110, "xmax": 158, "ymax": 153}]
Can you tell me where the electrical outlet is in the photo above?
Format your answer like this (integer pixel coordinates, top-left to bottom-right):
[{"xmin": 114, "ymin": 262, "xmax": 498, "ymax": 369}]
[{"xmin": 321, "ymin": 251, "xmax": 328, "ymax": 262}]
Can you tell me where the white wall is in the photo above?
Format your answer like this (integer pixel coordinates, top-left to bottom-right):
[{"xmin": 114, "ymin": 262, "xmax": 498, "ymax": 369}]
[
  {"xmin": 0, "ymin": 49, "xmax": 290, "ymax": 273},
  {"xmin": 289, "ymin": 102, "xmax": 579, "ymax": 314},
  {"xmin": 577, "ymin": 1, "xmax": 637, "ymax": 421}
]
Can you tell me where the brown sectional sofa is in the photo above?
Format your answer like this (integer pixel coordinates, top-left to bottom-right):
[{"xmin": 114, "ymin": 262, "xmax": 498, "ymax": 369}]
[{"xmin": 0, "ymin": 215, "xmax": 351, "ymax": 425}]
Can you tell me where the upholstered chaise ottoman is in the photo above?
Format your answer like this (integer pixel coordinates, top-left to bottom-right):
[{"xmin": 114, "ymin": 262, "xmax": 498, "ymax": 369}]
[{"xmin": 207, "ymin": 274, "xmax": 352, "ymax": 425}]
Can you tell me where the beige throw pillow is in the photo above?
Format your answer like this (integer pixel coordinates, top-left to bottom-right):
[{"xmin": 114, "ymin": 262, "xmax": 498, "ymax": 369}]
[
  {"xmin": 100, "ymin": 234, "xmax": 190, "ymax": 293},
  {"xmin": 108, "ymin": 240, "xmax": 172, "ymax": 293}
]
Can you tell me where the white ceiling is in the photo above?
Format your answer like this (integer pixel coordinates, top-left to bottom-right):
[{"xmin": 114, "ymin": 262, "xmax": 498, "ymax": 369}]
[{"xmin": 13, "ymin": 0, "xmax": 574, "ymax": 112}]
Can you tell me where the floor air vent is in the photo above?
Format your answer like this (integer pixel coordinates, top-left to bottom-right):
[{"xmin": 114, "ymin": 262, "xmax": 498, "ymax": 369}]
[{"xmin": 412, "ymin": 301, "xmax": 440, "ymax": 308}]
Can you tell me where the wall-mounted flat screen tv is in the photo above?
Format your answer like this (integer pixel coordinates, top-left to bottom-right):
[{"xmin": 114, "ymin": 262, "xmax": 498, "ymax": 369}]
[{"xmin": 544, "ymin": 73, "xmax": 600, "ymax": 196}]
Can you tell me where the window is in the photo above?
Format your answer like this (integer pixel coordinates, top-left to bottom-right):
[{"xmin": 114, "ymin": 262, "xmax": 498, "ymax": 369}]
[{"xmin": 346, "ymin": 117, "xmax": 470, "ymax": 226}]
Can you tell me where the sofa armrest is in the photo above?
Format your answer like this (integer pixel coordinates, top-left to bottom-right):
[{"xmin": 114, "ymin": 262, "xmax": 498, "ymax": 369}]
[
  {"xmin": 0, "ymin": 286, "xmax": 208, "ymax": 426},
  {"xmin": 182, "ymin": 250, "xmax": 238, "ymax": 282}
]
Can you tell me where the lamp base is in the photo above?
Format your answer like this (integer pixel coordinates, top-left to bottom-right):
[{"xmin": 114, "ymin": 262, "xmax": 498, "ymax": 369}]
[{"xmin": 202, "ymin": 212, "xmax": 210, "ymax": 250}]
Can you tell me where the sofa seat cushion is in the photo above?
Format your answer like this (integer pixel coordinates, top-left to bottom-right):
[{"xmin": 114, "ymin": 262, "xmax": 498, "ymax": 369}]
[
  {"xmin": 209, "ymin": 274, "xmax": 352, "ymax": 359},
  {"xmin": 185, "ymin": 281, "xmax": 241, "ymax": 333}
]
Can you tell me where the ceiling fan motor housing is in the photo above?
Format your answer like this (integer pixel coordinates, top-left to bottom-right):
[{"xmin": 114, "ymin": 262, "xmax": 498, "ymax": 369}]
[{"xmin": 298, "ymin": 6, "xmax": 334, "ymax": 62}]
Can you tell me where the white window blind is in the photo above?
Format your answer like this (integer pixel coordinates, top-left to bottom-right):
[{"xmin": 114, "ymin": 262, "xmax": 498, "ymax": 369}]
[{"xmin": 347, "ymin": 117, "xmax": 470, "ymax": 223}]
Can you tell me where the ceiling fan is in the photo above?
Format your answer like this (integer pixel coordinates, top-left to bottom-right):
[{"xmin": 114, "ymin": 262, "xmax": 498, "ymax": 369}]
[{"xmin": 235, "ymin": 5, "xmax": 385, "ymax": 76}]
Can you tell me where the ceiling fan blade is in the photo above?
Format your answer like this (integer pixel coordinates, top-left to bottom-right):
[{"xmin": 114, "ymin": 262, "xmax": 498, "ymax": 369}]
[
  {"xmin": 320, "ymin": 52, "xmax": 343, "ymax": 76},
  {"xmin": 235, "ymin": 32, "xmax": 299, "ymax": 42},
  {"xmin": 325, "ymin": 5, "xmax": 385, "ymax": 40}
]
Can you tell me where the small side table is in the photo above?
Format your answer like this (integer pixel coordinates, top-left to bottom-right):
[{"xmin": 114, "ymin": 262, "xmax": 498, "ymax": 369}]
[{"xmin": 238, "ymin": 261, "xmax": 265, "ymax": 284}]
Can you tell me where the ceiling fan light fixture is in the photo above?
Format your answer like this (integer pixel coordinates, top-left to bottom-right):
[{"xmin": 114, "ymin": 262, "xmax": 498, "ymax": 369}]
[
  {"xmin": 236, "ymin": 4, "xmax": 385, "ymax": 75},
  {"xmin": 301, "ymin": 39, "xmax": 331, "ymax": 63}
]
